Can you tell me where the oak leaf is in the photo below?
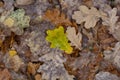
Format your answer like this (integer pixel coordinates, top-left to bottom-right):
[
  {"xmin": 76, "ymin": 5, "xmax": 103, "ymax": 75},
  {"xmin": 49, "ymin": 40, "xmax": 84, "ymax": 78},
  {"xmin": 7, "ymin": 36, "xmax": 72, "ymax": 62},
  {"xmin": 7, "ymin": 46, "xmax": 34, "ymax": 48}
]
[
  {"xmin": 102, "ymin": 8, "xmax": 119, "ymax": 33},
  {"xmin": 43, "ymin": 8, "xmax": 72, "ymax": 26},
  {"xmin": 46, "ymin": 26, "xmax": 73, "ymax": 54},
  {"xmin": 66, "ymin": 27, "xmax": 82, "ymax": 50},
  {"xmin": 72, "ymin": 5, "xmax": 107, "ymax": 29}
]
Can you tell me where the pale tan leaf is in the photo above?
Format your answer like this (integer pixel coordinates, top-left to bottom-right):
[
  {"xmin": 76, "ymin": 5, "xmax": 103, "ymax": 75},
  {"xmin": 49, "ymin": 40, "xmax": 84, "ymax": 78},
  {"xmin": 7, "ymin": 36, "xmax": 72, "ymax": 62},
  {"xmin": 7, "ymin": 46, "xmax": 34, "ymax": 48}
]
[
  {"xmin": 85, "ymin": 15, "xmax": 99, "ymax": 29},
  {"xmin": 79, "ymin": 5, "xmax": 89, "ymax": 14},
  {"xmin": 102, "ymin": 8, "xmax": 119, "ymax": 33},
  {"xmin": 9, "ymin": 55, "xmax": 24, "ymax": 72},
  {"xmin": 66, "ymin": 27, "xmax": 82, "ymax": 50},
  {"xmin": 72, "ymin": 5, "xmax": 107, "ymax": 29}
]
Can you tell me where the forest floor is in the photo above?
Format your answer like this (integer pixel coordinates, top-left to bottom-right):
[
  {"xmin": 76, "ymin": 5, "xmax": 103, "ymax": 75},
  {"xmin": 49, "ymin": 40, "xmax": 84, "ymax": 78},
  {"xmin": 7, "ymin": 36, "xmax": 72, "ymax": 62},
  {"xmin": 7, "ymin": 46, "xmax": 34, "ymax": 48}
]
[{"xmin": 0, "ymin": 0, "xmax": 120, "ymax": 80}]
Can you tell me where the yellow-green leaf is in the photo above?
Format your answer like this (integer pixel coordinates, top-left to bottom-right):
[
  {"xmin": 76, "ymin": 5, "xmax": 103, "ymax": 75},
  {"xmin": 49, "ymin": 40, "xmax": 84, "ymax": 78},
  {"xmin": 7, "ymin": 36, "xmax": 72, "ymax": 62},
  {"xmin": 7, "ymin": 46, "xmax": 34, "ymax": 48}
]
[{"xmin": 46, "ymin": 26, "xmax": 73, "ymax": 54}]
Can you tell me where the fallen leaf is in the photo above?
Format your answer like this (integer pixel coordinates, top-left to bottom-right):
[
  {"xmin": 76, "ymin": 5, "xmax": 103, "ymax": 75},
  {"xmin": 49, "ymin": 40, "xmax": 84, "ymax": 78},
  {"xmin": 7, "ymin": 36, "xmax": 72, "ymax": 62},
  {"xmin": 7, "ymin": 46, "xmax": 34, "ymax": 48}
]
[
  {"xmin": 9, "ymin": 55, "xmax": 24, "ymax": 72},
  {"xmin": 0, "ymin": 1, "xmax": 4, "ymax": 7},
  {"xmin": 43, "ymin": 8, "xmax": 72, "ymax": 26},
  {"xmin": 16, "ymin": 0, "xmax": 34, "ymax": 6},
  {"xmin": 102, "ymin": 8, "xmax": 119, "ymax": 33},
  {"xmin": 0, "ymin": 69, "xmax": 11, "ymax": 80},
  {"xmin": 35, "ymin": 74, "xmax": 42, "ymax": 80},
  {"xmin": 72, "ymin": 5, "xmax": 107, "ymax": 29},
  {"xmin": 27, "ymin": 62, "xmax": 40, "ymax": 75},
  {"xmin": 97, "ymin": 25, "xmax": 116, "ymax": 50},
  {"xmin": 1, "ymin": 32, "xmax": 15, "ymax": 53},
  {"xmin": 3, "ymin": 18, "xmax": 14, "ymax": 27},
  {"xmin": 9, "ymin": 50, "xmax": 17, "ymax": 57},
  {"xmin": 66, "ymin": 27, "xmax": 82, "ymax": 50},
  {"xmin": 46, "ymin": 26, "xmax": 73, "ymax": 54}
]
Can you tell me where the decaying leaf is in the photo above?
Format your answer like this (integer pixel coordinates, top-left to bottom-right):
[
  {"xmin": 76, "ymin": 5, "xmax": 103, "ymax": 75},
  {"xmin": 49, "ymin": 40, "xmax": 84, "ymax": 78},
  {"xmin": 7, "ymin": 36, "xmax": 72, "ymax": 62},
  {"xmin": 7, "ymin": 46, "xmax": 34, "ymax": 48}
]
[
  {"xmin": 103, "ymin": 42, "xmax": 120, "ymax": 70},
  {"xmin": 0, "ymin": 1, "xmax": 4, "ymax": 7},
  {"xmin": 66, "ymin": 27, "xmax": 82, "ymax": 50},
  {"xmin": 0, "ymin": 69, "xmax": 11, "ymax": 80},
  {"xmin": 37, "ymin": 49, "xmax": 74, "ymax": 80},
  {"xmin": 97, "ymin": 25, "xmax": 116, "ymax": 50},
  {"xmin": 112, "ymin": 22, "xmax": 120, "ymax": 41},
  {"xmin": 102, "ymin": 8, "xmax": 119, "ymax": 33},
  {"xmin": 72, "ymin": 5, "xmax": 107, "ymax": 29},
  {"xmin": 43, "ymin": 8, "xmax": 72, "ymax": 26},
  {"xmin": 16, "ymin": 0, "xmax": 34, "ymax": 6},
  {"xmin": 95, "ymin": 71, "xmax": 120, "ymax": 80},
  {"xmin": 3, "ymin": 9, "xmax": 30, "ymax": 35},
  {"xmin": 9, "ymin": 55, "xmax": 24, "ymax": 72},
  {"xmin": 35, "ymin": 74, "xmax": 42, "ymax": 80},
  {"xmin": 1, "ymin": 32, "xmax": 15, "ymax": 53},
  {"xmin": 27, "ymin": 62, "xmax": 40, "ymax": 75},
  {"xmin": 3, "ymin": 17, "xmax": 14, "ymax": 27}
]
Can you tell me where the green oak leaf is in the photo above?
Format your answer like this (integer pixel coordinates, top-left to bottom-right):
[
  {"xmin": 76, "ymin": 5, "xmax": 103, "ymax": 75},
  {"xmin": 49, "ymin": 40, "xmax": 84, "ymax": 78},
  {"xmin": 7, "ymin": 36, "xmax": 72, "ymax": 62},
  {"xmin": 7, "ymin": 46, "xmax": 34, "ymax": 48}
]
[{"xmin": 46, "ymin": 26, "xmax": 73, "ymax": 54}]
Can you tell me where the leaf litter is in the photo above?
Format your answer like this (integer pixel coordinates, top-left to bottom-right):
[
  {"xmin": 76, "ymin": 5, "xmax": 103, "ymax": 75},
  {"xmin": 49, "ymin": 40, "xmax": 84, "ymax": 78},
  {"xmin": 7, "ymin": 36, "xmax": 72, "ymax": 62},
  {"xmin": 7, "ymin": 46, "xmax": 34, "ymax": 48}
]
[{"xmin": 0, "ymin": 0, "xmax": 120, "ymax": 80}]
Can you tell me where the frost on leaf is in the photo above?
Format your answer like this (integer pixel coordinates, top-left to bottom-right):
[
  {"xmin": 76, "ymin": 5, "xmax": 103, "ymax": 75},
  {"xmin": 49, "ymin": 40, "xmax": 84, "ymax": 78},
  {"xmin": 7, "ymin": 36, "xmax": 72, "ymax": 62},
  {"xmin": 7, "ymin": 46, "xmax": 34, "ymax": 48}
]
[
  {"xmin": 3, "ymin": 9, "xmax": 30, "ymax": 35},
  {"xmin": 46, "ymin": 26, "xmax": 73, "ymax": 54},
  {"xmin": 66, "ymin": 27, "xmax": 82, "ymax": 50},
  {"xmin": 72, "ymin": 5, "xmax": 107, "ymax": 29},
  {"xmin": 102, "ymin": 8, "xmax": 119, "ymax": 33},
  {"xmin": 37, "ymin": 49, "xmax": 74, "ymax": 80}
]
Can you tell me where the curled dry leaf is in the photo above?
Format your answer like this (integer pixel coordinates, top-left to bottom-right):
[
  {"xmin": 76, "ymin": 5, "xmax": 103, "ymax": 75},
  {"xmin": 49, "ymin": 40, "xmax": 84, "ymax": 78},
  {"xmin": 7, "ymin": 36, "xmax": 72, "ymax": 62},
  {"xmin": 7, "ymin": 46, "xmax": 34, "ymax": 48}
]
[
  {"xmin": 72, "ymin": 5, "xmax": 107, "ymax": 29},
  {"xmin": 0, "ymin": 69, "xmax": 11, "ymax": 80},
  {"xmin": 35, "ymin": 74, "xmax": 42, "ymax": 80},
  {"xmin": 43, "ymin": 8, "xmax": 72, "ymax": 26},
  {"xmin": 27, "ymin": 62, "xmax": 40, "ymax": 75},
  {"xmin": 66, "ymin": 27, "xmax": 82, "ymax": 50}
]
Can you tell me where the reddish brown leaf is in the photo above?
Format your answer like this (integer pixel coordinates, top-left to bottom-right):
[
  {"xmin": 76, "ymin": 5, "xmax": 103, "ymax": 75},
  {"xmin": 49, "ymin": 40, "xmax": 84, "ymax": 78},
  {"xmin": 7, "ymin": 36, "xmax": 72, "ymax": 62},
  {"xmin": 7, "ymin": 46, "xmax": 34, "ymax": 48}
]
[
  {"xmin": 43, "ymin": 8, "xmax": 72, "ymax": 26},
  {"xmin": 35, "ymin": 74, "xmax": 42, "ymax": 80},
  {"xmin": 0, "ymin": 69, "xmax": 11, "ymax": 80}
]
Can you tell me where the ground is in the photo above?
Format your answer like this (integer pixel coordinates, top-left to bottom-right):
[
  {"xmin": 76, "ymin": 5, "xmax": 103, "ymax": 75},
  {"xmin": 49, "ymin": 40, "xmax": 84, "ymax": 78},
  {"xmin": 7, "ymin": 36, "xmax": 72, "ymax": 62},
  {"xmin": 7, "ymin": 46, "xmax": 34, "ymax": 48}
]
[{"xmin": 0, "ymin": 0, "xmax": 120, "ymax": 80}]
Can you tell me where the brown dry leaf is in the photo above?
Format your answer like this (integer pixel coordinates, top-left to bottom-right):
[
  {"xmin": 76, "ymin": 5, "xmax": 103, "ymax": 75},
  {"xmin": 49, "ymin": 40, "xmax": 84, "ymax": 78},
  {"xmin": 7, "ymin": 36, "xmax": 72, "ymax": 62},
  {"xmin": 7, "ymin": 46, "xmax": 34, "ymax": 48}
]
[
  {"xmin": 1, "ymin": 32, "xmax": 15, "ymax": 53},
  {"xmin": 27, "ymin": 62, "xmax": 40, "ymax": 75},
  {"xmin": 83, "ymin": 0, "xmax": 93, "ymax": 7},
  {"xmin": 97, "ymin": 25, "xmax": 116, "ymax": 50},
  {"xmin": 72, "ymin": 5, "xmax": 107, "ymax": 29},
  {"xmin": 43, "ymin": 8, "xmax": 72, "ymax": 26},
  {"xmin": 35, "ymin": 74, "xmax": 42, "ymax": 80},
  {"xmin": 66, "ymin": 27, "xmax": 82, "ymax": 50},
  {"xmin": 64, "ymin": 52, "xmax": 103, "ymax": 80},
  {"xmin": 0, "ymin": 69, "xmax": 11, "ymax": 80},
  {"xmin": 0, "ymin": 1, "xmax": 4, "ymax": 7}
]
